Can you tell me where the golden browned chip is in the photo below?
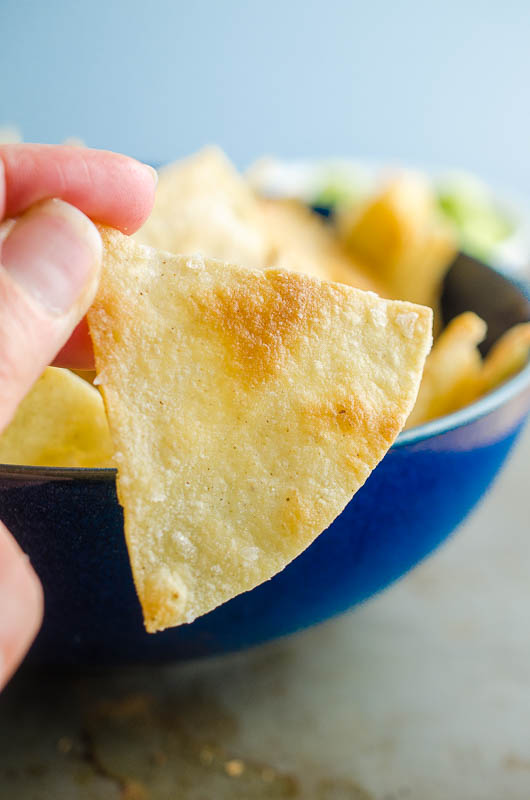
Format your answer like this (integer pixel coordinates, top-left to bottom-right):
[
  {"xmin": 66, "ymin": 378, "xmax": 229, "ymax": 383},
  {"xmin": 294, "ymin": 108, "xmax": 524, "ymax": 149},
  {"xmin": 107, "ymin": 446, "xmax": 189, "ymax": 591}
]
[
  {"xmin": 88, "ymin": 229, "xmax": 432, "ymax": 632},
  {"xmin": 0, "ymin": 367, "xmax": 113, "ymax": 467},
  {"xmin": 134, "ymin": 147, "xmax": 270, "ymax": 268},
  {"xmin": 260, "ymin": 197, "xmax": 382, "ymax": 292},
  {"xmin": 337, "ymin": 173, "xmax": 456, "ymax": 313},
  {"xmin": 406, "ymin": 312, "xmax": 486, "ymax": 429},
  {"xmin": 480, "ymin": 323, "xmax": 530, "ymax": 395}
]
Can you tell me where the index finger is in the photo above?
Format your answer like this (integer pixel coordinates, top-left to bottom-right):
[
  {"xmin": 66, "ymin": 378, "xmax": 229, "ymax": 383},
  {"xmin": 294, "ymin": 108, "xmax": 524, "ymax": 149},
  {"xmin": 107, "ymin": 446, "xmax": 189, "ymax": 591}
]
[{"xmin": 0, "ymin": 144, "xmax": 157, "ymax": 233}]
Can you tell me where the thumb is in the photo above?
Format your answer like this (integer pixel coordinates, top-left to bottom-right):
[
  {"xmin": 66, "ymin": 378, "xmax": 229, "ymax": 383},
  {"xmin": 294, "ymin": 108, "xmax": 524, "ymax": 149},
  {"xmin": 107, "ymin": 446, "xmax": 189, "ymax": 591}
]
[
  {"xmin": 0, "ymin": 198, "xmax": 101, "ymax": 686},
  {"xmin": 0, "ymin": 198, "xmax": 102, "ymax": 430}
]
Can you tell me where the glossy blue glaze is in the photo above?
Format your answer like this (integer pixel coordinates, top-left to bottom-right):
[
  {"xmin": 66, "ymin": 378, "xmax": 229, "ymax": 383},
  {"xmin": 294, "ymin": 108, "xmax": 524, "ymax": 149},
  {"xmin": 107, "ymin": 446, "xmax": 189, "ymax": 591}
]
[{"xmin": 0, "ymin": 361, "xmax": 528, "ymax": 665}]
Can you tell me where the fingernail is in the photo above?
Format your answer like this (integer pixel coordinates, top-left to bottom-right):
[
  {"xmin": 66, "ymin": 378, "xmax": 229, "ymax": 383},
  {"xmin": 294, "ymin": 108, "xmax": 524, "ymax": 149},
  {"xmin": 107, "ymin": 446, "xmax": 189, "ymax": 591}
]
[
  {"xmin": 144, "ymin": 164, "xmax": 158, "ymax": 186},
  {"xmin": 1, "ymin": 198, "xmax": 102, "ymax": 315}
]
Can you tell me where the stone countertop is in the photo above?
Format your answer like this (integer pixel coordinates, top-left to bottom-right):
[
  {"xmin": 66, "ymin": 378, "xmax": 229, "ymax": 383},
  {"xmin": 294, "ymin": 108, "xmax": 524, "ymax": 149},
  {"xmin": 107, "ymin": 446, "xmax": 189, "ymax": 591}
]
[{"xmin": 1, "ymin": 424, "xmax": 529, "ymax": 800}]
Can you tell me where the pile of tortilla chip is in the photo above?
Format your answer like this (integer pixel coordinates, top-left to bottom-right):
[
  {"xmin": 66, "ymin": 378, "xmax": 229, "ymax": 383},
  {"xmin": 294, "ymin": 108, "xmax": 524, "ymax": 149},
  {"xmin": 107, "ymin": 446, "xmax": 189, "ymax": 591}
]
[
  {"xmin": 1, "ymin": 147, "xmax": 528, "ymax": 631},
  {"xmin": 135, "ymin": 147, "xmax": 530, "ymax": 433},
  {"xmin": 4, "ymin": 146, "xmax": 528, "ymax": 468}
]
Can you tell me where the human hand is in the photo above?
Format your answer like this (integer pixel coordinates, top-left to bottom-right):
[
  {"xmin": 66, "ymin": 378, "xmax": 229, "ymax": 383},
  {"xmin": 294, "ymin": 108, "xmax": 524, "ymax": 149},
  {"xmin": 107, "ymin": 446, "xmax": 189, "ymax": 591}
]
[{"xmin": 0, "ymin": 144, "xmax": 156, "ymax": 688}]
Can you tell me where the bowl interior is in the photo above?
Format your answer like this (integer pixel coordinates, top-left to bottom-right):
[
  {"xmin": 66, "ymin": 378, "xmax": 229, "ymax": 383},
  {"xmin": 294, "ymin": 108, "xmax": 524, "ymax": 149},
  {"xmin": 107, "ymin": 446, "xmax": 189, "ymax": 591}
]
[{"xmin": 441, "ymin": 251, "xmax": 530, "ymax": 356}]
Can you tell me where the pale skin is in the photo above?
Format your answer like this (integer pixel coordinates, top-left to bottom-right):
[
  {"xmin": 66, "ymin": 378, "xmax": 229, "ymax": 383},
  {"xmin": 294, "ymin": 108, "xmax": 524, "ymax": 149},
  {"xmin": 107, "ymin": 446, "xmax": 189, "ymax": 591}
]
[{"xmin": 0, "ymin": 144, "xmax": 156, "ymax": 689}]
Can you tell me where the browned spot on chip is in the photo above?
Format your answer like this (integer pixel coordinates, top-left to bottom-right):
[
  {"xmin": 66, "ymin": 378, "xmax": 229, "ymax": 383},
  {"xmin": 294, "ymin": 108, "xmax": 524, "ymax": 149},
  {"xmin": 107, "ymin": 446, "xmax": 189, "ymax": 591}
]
[
  {"xmin": 139, "ymin": 568, "xmax": 189, "ymax": 633},
  {"xmin": 192, "ymin": 269, "xmax": 322, "ymax": 384},
  {"xmin": 279, "ymin": 489, "xmax": 315, "ymax": 544},
  {"xmin": 307, "ymin": 396, "xmax": 401, "ymax": 444}
]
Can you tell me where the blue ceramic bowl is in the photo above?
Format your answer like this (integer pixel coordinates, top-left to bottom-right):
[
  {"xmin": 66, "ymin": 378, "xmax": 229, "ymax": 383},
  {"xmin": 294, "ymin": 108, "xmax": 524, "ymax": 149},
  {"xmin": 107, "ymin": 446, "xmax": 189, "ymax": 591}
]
[{"xmin": 1, "ymin": 254, "xmax": 529, "ymax": 666}]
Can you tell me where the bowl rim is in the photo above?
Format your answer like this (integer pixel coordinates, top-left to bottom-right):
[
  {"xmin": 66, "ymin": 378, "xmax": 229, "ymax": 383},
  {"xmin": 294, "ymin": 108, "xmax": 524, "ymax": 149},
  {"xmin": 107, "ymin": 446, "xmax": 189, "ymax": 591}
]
[{"xmin": 395, "ymin": 354, "xmax": 530, "ymax": 448}]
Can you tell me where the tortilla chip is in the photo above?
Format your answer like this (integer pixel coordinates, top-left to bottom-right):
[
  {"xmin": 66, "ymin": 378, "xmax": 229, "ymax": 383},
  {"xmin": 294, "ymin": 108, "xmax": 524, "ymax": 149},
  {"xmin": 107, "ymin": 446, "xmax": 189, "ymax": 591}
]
[
  {"xmin": 480, "ymin": 323, "xmax": 530, "ymax": 395},
  {"xmin": 135, "ymin": 147, "xmax": 270, "ymax": 269},
  {"xmin": 0, "ymin": 367, "xmax": 113, "ymax": 467},
  {"xmin": 337, "ymin": 173, "xmax": 456, "ymax": 313},
  {"xmin": 406, "ymin": 312, "xmax": 486, "ymax": 428},
  {"xmin": 88, "ymin": 229, "xmax": 432, "ymax": 632},
  {"xmin": 260, "ymin": 197, "xmax": 382, "ymax": 292}
]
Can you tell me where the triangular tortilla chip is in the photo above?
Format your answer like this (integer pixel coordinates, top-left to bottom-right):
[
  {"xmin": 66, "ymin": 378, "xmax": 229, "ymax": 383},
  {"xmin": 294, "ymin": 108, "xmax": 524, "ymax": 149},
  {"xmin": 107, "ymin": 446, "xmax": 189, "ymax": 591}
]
[
  {"xmin": 0, "ymin": 367, "xmax": 113, "ymax": 467},
  {"xmin": 338, "ymin": 173, "xmax": 456, "ymax": 320},
  {"xmin": 135, "ymin": 147, "xmax": 271, "ymax": 269},
  {"xmin": 88, "ymin": 229, "xmax": 432, "ymax": 632},
  {"xmin": 406, "ymin": 312, "xmax": 486, "ymax": 429},
  {"xmin": 480, "ymin": 323, "xmax": 530, "ymax": 395}
]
